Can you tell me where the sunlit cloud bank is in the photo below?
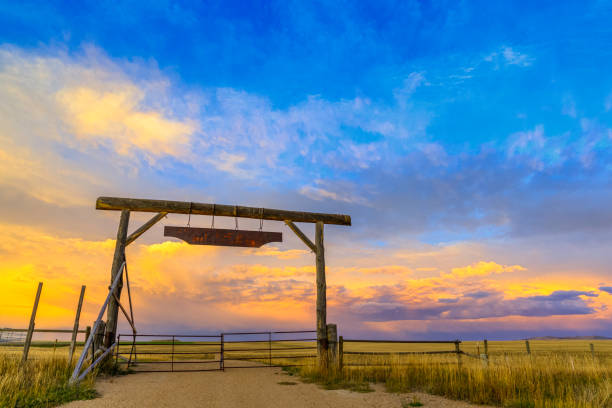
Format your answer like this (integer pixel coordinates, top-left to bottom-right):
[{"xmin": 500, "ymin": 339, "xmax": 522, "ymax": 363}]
[{"xmin": 1, "ymin": 225, "xmax": 610, "ymax": 340}]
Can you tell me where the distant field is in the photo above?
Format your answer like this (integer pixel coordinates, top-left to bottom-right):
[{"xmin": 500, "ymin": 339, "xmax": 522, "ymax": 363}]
[
  {"xmin": 3, "ymin": 338, "xmax": 611, "ymax": 358},
  {"xmin": 342, "ymin": 339, "xmax": 612, "ymax": 355}
]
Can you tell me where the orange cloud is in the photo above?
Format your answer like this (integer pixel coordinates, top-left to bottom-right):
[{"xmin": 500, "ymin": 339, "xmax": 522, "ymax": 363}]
[
  {"xmin": 244, "ymin": 246, "xmax": 310, "ymax": 260},
  {"xmin": 448, "ymin": 261, "xmax": 525, "ymax": 278},
  {"xmin": 1, "ymin": 222, "xmax": 610, "ymax": 337}
]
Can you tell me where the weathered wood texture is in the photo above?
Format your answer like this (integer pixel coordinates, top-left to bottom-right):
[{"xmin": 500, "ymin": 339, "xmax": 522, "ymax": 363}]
[
  {"xmin": 525, "ymin": 340, "xmax": 531, "ymax": 355},
  {"xmin": 105, "ymin": 210, "xmax": 130, "ymax": 348},
  {"xmin": 284, "ymin": 221, "xmax": 316, "ymax": 252},
  {"xmin": 22, "ymin": 282, "xmax": 43, "ymax": 362},
  {"xmin": 338, "ymin": 336, "xmax": 344, "ymax": 370},
  {"xmin": 94, "ymin": 321, "xmax": 105, "ymax": 359},
  {"xmin": 85, "ymin": 326, "xmax": 91, "ymax": 359},
  {"xmin": 69, "ymin": 285, "xmax": 86, "ymax": 363},
  {"xmin": 315, "ymin": 221, "xmax": 328, "ymax": 365},
  {"xmin": 455, "ymin": 341, "xmax": 462, "ymax": 367},
  {"xmin": 97, "ymin": 197, "xmax": 351, "ymax": 226},
  {"xmin": 326, "ymin": 323, "xmax": 338, "ymax": 365},
  {"xmin": 164, "ymin": 226, "xmax": 282, "ymax": 247},
  {"xmin": 126, "ymin": 212, "xmax": 167, "ymax": 246}
]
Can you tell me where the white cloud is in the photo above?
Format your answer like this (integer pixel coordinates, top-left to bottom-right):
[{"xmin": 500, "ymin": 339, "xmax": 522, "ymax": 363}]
[
  {"xmin": 299, "ymin": 185, "xmax": 361, "ymax": 204},
  {"xmin": 484, "ymin": 46, "xmax": 533, "ymax": 68},
  {"xmin": 502, "ymin": 46, "xmax": 533, "ymax": 66}
]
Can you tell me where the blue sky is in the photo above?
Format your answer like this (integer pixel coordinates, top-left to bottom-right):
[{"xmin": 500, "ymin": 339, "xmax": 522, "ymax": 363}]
[{"xmin": 1, "ymin": 1, "xmax": 612, "ymax": 339}]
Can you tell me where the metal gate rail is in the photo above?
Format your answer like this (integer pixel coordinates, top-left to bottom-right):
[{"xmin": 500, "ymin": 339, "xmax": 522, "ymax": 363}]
[
  {"xmin": 221, "ymin": 330, "xmax": 317, "ymax": 368},
  {"xmin": 115, "ymin": 330, "xmax": 317, "ymax": 372},
  {"xmin": 116, "ymin": 333, "xmax": 222, "ymax": 372}
]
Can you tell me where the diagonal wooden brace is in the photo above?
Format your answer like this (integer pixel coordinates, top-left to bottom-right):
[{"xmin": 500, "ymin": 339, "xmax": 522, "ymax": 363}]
[
  {"xmin": 113, "ymin": 293, "xmax": 136, "ymax": 334},
  {"xmin": 126, "ymin": 212, "xmax": 167, "ymax": 246},
  {"xmin": 284, "ymin": 221, "xmax": 316, "ymax": 252}
]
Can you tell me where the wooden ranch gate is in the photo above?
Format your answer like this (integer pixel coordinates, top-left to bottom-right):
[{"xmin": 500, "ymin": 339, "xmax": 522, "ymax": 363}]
[{"xmin": 71, "ymin": 197, "xmax": 350, "ymax": 382}]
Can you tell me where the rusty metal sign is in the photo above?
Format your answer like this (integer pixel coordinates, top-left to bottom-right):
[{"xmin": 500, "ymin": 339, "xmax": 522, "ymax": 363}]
[{"xmin": 164, "ymin": 226, "xmax": 282, "ymax": 248}]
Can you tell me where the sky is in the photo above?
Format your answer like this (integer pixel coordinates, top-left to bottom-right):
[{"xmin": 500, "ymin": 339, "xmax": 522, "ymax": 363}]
[{"xmin": 1, "ymin": 0, "xmax": 611, "ymax": 341}]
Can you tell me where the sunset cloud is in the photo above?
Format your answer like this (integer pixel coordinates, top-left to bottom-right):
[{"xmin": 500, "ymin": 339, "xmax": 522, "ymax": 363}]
[
  {"xmin": 448, "ymin": 261, "xmax": 525, "ymax": 278},
  {"xmin": 3, "ymin": 222, "xmax": 609, "ymax": 339},
  {"xmin": 57, "ymin": 86, "xmax": 195, "ymax": 160}
]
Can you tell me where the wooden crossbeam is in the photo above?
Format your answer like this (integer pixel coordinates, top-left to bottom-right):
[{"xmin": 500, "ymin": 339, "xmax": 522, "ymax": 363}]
[{"xmin": 96, "ymin": 197, "xmax": 351, "ymax": 226}]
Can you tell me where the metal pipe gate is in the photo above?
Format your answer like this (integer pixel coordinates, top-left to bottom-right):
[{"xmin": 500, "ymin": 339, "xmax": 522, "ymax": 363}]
[{"xmin": 115, "ymin": 330, "xmax": 316, "ymax": 372}]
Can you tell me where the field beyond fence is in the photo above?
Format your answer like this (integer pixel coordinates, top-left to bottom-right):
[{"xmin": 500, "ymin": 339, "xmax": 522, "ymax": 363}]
[{"xmin": 1, "ymin": 336, "xmax": 611, "ymax": 408}]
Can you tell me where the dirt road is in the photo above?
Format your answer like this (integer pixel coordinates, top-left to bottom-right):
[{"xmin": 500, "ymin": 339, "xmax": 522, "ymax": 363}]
[{"xmin": 62, "ymin": 363, "xmax": 492, "ymax": 408}]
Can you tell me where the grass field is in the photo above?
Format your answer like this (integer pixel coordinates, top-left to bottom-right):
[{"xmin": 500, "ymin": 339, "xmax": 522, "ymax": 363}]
[
  {"xmin": 1, "ymin": 339, "xmax": 611, "ymax": 407},
  {"xmin": 297, "ymin": 339, "xmax": 612, "ymax": 408},
  {"xmin": 0, "ymin": 353, "xmax": 96, "ymax": 408}
]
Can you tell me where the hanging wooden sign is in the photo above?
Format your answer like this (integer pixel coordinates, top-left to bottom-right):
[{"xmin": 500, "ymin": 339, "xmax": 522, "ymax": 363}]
[{"xmin": 164, "ymin": 226, "xmax": 282, "ymax": 248}]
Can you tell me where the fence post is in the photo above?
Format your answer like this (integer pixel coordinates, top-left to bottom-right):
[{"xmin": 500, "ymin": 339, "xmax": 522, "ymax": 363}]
[
  {"xmin": 455, "ymin": 340, "xmax": 462, "ymax": 368},
  {"xmin": 93, "ymin": 320, "xmax": 106, "ymax": 362},
  {"xmin": 268, "ymin": 332, "xmax": 272, "ymax": 366},
  {"xmin": 69, "ymin": 285, "xmax": 86, "ymax": 364},
  {"xmin": 85, "ymin": 326, "xmax": 91, "ymax": 343},
  {"xmin": 171, "ymin": 336, "xmax": 175, "ymax": 372},
  {"xmin": 338, "ymin": 336, "xmax": 344, "ymax": 370},
  {"xmin": 483, "ymin": 339, "xmax": 489, "ymax": 367},
  {"xmin": 84, "ymin": 326, "xmax": 91, "ymax": 361},
  {"xmin": 326, "ymin": 324, "xmax": 337, "ymax": 367},
  {"xmin": 22, "ymin": 282, "xmax": 43, "ymax": 363},
  {"xmin": 525, "ymin": 340, "xmax": 531, "ymax": 355},
  {"xmin": 220, "ymin": 334, "xmax": 224, "ymax": 371},
  {"xmin": 590, "ymin": 343, "xmax": 595, "ymax": 359},
  {"xmin": 116, "ymin": 334, "xmax": 121, "ymax": 366}
]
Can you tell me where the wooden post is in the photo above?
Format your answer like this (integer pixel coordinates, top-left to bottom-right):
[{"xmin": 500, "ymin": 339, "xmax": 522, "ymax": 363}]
[
  {"xmin": 525, "ymin": 340, "xmax": 531, "ymax": 355},
  {"xmin": 338, "ymin": 336, "xmax": 344, "ymax": 370},
  {"xmin": 315, "ymin": 221, "xmax": 328, "ymax": 367},
  {"xmin": 84, "ymin": 326, "xmax": 91, "ymax": 360},
  {"xmin": 483, "ymin": 339, "xmax": 489, "ymax": 367},
  {"xmin": 53, "ymin": 339, "xmax": 57, "ymax": 355},
  {"xmin": 94, "ymin": 320, "xmax": 105, "ymax": 360},
  {"xmin": 105, "ymin": 210, "xmax": 130, "ymax": 348},
  {"xmin": 69, "ymin": 285, "xmax": 86, "ymax": 363},
  {"xmin": 326, "ymin": 323, "xmax": 337, "ymax": 366},
  {"xmin": 590, "ymin": 343, "xmax": 595, "ymax": 359},
  {"xmin": 22, "ymin": 282, "xmax": 43, "ymax": 363},
  {"xmin": 455, "ymin": 340, "xmax": 462, "ymax": 368}
]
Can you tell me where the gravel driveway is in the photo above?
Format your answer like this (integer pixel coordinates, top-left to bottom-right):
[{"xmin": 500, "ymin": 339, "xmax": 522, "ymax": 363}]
[{"xmin": 62, "ymin": 362, "xmax": 494, "ymax": 408}]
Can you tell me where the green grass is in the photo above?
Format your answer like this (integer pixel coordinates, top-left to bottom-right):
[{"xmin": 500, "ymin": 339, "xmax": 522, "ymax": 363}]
[
  {"xmin": 402, "ymin": 396, "xmax": 424, "ymax": 407},
  {"xmin": 0, "ymin": 354, "xmax": 97, "ymax": 408}
]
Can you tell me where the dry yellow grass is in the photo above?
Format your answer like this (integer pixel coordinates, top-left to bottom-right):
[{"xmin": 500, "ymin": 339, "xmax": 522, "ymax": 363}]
[
  {"xmin": 295, "ymin": 340, "xmax": 612, "ymax": 408},
  {"xmin": 2, "ymin": 339, "xmax": 611, "ymax": 407},
  {"xmin": 0, "ymin": 353, "xmax": 96, "ymax": 407}
]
